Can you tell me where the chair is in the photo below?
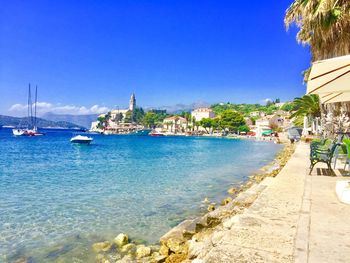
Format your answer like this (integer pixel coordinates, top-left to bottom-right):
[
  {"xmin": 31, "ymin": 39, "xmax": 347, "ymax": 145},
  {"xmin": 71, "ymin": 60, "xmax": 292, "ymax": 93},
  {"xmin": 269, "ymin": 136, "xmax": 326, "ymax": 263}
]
[
  {"xmin": 343, "ymin": 138, "xmax": 350, "ymax": 172},
  {"xmin": 309, "ymin": 142, "xmax": 339, "ymax": 175}
]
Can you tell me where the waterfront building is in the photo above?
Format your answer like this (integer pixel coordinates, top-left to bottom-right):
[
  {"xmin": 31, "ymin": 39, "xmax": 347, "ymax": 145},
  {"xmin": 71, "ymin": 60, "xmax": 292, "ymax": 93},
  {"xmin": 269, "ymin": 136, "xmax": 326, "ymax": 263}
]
[
  {"xmin": 191, "ymin": 107, "xmax": 215, "ymax": 122},
  {"xmin": 110, "ymin": 109, "xmax": 129, "ymax": 122},
  {"xmin": 90, "ymin": 93, "xmax": 139, "ymax": 132},
  {"xmin": 163, "ymin": 116, "xmax": 187, "ymax": 133},
  {"xmin": 254, "ymin": 120, "xmax": 272, "ymax": 138},
  {"xmin": 90, "ymin": 121, "xmax": 99, "ymax": 131}
]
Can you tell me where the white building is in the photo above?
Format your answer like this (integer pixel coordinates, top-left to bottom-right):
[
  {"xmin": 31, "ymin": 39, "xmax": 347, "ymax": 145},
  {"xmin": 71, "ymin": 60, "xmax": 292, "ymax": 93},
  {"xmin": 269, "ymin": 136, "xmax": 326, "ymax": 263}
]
[
  {"xmin": 110, "ymin": 109, "xmax": 129, "ymax": 122},
  {"xmin": 90, "ymin": 93, "xmax": 137, "ymax": 131},
  {"xmin": 275, "ymin": 102, "xmax": 286, "ymax": 108},
  {"xmin": 163, "ymin": 116, "xmax": 187, "ymax": 133},
  {"xmin": 90, "ymin": 121, "xmax": 99, "ymax": 131},
  {"xmin": 250, "ymin": 111, "xmax": 266, "ymax": 118},
  {"xmin": 191, "ymin": 108, "xmax": 215, "ymax": 122},
  {"xmin": 254, "ymin": 119, "xmax": 271, "ymax": 137}
]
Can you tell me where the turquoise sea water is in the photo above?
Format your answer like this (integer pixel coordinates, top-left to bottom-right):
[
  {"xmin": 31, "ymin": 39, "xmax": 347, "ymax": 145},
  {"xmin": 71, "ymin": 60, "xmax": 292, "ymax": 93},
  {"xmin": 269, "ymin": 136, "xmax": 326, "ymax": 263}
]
[{"xmin": 0, "ymin": 129, "xmax": 282, "ymax": 262}]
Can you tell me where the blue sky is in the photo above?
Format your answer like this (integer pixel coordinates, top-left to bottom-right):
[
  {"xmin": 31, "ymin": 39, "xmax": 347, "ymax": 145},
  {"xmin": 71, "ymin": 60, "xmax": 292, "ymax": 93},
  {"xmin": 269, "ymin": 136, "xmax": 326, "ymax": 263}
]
[{"xmin": 0, "ymin": 0, "xmax": 311, "ymax": 116}]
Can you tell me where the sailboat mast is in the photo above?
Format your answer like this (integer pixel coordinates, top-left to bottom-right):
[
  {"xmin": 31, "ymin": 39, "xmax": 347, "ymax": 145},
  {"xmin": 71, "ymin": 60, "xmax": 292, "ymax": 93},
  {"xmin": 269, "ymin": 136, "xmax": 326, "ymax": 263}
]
[
  {"xmin": 34, "ymin": 85, "xmax": 38, "ymax": 130},
  {"xmin": 27, "ymin": 84, "xmax": 31, "ymax": 128},
  {"xmin": 29, "ymin": 85, "xmax": 33, "ymax": 129}
]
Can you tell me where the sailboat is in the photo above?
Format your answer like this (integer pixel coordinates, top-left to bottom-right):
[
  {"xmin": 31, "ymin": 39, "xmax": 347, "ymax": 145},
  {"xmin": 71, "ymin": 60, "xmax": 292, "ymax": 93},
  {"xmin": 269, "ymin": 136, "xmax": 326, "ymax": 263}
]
[{"xmin": 12, "ymin": 84, "xmax": 44, "ymax": 136}]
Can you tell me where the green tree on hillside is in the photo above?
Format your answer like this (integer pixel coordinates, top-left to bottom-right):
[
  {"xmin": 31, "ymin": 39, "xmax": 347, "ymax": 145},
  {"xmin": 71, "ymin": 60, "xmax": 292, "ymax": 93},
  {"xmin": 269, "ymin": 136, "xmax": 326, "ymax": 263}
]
[
  {"xmin": 218, "ymin": 110, "xmax": 245, "ymax": 132},
  {"xmin": 142, "ymin": 112, "xmax": 158, "ymax": 128},
  {"xmin": 280, "ymin": 102, "xmax": 296, "ymax": 112},
  {"xmin": 199, "ymin": 118, "xmax": 214, "ymax": 134},
  {"xmin": 132, "ymin": 107, "xmax": 145, "ymax": 123}
]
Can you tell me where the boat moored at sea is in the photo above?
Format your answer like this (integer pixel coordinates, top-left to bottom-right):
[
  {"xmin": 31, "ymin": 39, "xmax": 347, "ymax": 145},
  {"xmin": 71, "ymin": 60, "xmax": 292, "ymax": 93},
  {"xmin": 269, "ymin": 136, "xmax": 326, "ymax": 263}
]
[
  {"xmin": 70, "ymin": 135, "xmax": 93, "ymax": 144},
  {"xmin": 149, "ymin": 131, "xmax": 165, "ymax": 136},
  {"xmin": 12, "ymin": 84, "xmax": 45, "ymax": 137},
  {"xmin": 13, "ymin": 128, "xmax": 44, "ymax": 136}
]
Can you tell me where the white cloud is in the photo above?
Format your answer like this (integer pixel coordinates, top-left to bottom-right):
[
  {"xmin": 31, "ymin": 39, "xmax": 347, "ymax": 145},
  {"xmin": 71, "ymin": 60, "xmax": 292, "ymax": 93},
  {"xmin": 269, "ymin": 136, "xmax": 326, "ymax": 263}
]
[
  {"xmin": 9, "ymin": 103, "xmax": 27, "ymax": 112},
  {"xmin": 8, "ymin": 101, "xmax": 110, "ymax": 115},
  {"xmin": 260, "ymin": 98, "xmax": 273, "ymax": 105}
]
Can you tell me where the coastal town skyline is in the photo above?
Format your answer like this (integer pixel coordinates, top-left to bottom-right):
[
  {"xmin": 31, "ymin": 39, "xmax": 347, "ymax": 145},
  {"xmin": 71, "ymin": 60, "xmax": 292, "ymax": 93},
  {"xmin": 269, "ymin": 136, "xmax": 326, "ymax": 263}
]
[{"xmin": 0, "ymin": 0, "xmax": 310, "ymax": 116}]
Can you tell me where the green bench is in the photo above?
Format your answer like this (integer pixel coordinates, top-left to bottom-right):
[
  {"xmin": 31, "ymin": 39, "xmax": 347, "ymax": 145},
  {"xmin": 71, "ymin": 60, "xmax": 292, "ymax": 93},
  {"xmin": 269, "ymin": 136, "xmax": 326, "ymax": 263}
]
[{"xmin": 309, "ymin": 141, "xmax": 339, "ymax": 175}]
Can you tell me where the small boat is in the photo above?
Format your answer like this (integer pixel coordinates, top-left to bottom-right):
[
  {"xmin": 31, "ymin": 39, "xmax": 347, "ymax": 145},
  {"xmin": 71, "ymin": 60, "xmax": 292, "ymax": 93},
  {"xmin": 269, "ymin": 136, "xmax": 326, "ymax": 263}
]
[
  {"xmin": 149, "ymin": 131, "xmax": 165, "ymax": 137},
  {"xmin": 70, "ymin": 135, "xmax": 93, "ymax": 144}
]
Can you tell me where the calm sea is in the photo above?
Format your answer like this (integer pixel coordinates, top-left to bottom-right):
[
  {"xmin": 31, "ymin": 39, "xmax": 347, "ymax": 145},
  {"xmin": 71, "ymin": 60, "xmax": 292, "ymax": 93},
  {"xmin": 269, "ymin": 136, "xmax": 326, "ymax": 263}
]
[{"xmin": 0, "ymin": 128, "xmax": 282, "ymax": 262}]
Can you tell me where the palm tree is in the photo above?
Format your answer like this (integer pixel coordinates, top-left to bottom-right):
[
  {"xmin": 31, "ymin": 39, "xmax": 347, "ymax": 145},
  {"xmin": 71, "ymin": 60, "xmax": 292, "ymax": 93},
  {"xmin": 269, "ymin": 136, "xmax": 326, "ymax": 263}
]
[
  {"xmin": 183, "ymin": 112, "xmax": 192, "ymax": 131},
  {"xmin": 164, "ymin": 121, "xmax": 172, "ymax": 132},
  {"xmin": 191, "ymin": 116, "xmax": 196, "ymax": 132},
  {"xmin": 285, "ymin": 0, "xmax": 350, "ymax": 61},
  {"xmin": 285, "ymin": 1, "xmax": 350, "ymax": 132},
  {"xmin": 291, "ymin": 94, "xmax": 321, "ymax": 119},
  {"xmin": 291, "ymin": 94, "xmax": 321, "ymax": 132},
  {"xmin": 174, "ymin": 116, "xmax": 179, "ymax": 134}
]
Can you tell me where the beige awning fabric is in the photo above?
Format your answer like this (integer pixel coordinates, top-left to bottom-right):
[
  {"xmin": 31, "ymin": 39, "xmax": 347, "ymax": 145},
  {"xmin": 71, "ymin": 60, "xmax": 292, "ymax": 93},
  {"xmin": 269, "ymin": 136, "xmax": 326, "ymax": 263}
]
[
  {"xmin": 319, "ymin": 92, "xmax": 350, "ymax": 104},
  {"xmin": 307, "ymin": 55, "xmax": 350, "ymax": 95}
]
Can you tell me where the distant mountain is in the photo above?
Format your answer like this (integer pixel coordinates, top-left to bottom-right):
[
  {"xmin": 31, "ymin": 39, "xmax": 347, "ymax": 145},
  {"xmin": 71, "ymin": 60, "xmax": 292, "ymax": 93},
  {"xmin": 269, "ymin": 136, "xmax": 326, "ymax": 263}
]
[
  {"xmin": 41, "ymin": 112, "xmax": 98, "ymax": 128},
  {"xmin": 0, "ymin": 115, "xmax": 85, "ymax": 129},
  {"xmin": 147, "ymin": 101, "xmax": 211, "ymax": 114}
]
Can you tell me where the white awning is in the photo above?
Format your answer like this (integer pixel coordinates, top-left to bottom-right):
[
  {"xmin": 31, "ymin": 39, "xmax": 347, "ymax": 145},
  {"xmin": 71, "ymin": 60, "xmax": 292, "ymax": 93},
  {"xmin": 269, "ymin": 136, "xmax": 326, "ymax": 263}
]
[
  {"xmin": 319, "ymin": 92, "xmax": 350, "ymax": 104},
  {"xmin": 307, "ymin": 55, "xmax": 350, "ymax": 102}
]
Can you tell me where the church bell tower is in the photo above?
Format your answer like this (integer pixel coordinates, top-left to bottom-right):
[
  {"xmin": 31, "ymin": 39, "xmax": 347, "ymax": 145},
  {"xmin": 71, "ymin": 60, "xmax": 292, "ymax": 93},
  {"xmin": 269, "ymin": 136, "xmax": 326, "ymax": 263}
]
[{"xmin": 129, "ymin": 93, "xmax": 136, "ymax": 111}]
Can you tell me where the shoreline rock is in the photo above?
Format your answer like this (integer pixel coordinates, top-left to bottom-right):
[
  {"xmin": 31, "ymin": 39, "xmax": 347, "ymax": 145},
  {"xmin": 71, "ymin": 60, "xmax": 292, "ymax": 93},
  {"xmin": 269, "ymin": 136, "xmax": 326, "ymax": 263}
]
[{"xmin": 114, "ymin": 233, "xmax": 129, "ymax": 247}]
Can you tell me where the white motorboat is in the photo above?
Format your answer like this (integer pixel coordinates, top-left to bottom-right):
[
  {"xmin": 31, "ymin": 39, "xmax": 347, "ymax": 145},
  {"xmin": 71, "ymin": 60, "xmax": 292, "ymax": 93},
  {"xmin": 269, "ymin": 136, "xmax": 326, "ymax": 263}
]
[{"xmin": 70, "ymin": 135, "xmax": 93, "ymax": 144}]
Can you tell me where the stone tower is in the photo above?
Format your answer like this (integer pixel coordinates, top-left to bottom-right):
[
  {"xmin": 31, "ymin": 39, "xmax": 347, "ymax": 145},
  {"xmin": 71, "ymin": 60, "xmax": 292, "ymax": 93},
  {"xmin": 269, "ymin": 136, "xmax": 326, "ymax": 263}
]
[{"xmin": 129, "ymin": 93, "xmax": 136, "ymax": 111}]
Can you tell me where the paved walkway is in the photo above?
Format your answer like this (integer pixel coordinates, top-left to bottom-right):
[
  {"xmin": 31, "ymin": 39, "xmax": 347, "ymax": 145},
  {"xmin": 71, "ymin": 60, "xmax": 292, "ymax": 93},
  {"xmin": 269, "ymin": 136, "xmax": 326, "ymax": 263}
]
[
  {"xmin": 193, "ymin": 143, "xmax": 350, "ymax": 263},
  {"xmin": 302, "ymin": 159, "xmax": 350, "ymax": 263}
]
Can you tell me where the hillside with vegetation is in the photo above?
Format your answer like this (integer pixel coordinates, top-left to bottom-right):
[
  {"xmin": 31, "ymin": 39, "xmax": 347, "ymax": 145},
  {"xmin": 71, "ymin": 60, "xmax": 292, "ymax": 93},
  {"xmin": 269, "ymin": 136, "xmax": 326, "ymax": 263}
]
[
  {"xmin": 0, "ymin": 115, "xmax": 85, "ymax": 129},
  {"xmin": 211, "ymin": 100, "xmax": 281, "ymax": 117}
]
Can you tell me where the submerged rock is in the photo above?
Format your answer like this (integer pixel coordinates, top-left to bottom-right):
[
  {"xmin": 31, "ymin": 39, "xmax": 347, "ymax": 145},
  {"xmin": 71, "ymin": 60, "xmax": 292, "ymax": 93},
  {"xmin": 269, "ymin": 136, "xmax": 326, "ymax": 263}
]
[
  {"xmin": 96, "ymin": 253, "xmax": 111, "ymax": 263},
  {"xmin": 46, "ymin": 244, "xmax": 74, "ymax": 259},
  {"xmin": 14, "ymin": 257, "xmax": 34, "ymax": 263},
  {"xmin": 92, "ymin": 241, "xmax": 112, "ymax": 253},
  {"xmin": 133, "ymin": 238, "xmax": 146, "ymax": 245},
  {"xmin": 136, "ymin": 245, "xmax": 151, "ymax": 258},
  {"xmin": 202, "ymin": 197, "xmax": 210, "ymax": 204},
  {"xmin": 121, "ymin": 243, "xmax": 136, "ymax": 253},
  {"xmin": 114, "ymin": 233, "xmax": 129, "ymax": 247}
]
